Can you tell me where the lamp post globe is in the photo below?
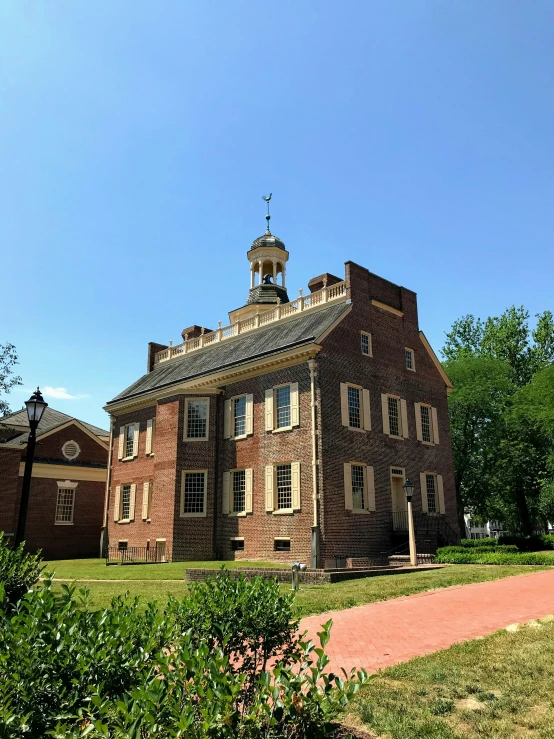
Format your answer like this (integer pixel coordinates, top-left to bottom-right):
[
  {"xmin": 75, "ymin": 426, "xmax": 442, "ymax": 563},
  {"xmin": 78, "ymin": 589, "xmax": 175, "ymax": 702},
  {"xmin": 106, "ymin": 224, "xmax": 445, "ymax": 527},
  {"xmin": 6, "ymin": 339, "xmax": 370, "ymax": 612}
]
[
  {"xmin": 403, "ymin": 479, "xmax": 414, "ymax": 502},
  {"xmin": 15, "ymin": 387, "xmax": 48, "ymax": 547}
]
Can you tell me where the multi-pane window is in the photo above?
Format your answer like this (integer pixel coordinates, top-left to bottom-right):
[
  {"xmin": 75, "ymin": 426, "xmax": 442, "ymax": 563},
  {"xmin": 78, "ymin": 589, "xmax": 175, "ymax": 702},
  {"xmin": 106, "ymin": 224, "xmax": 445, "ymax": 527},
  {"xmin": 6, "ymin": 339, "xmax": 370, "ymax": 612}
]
[
  {"xmin": 182, "ymin": 472, "xmax": 206, "ymax": 514},
  {"xmin": 187, "ymin": 400, "xmax": 208, "ymax": 439},
  {"xmin": 388, "ymin": 396, "xmax": 400, "ymax": 437},
  {"xmin": 121, "ymin": 484, "xmax": 132, "ymax": 520},
  {"xmin": 55, "ymin": 486, "xmax": 75, "ymax": 523},
  {"xmin": 231, "ymin": 539, "xmax": 244, "ymax": 551},
  {"xmin": 125, "ymin": 425, "xmax": 134, "ymax": 458},
  {"xmin": 275, "ymin": 386, "xmax": 291, "ymax": 429},
  {"xmin": 276, "ymin": 464, "xmax": 292, "ymax": 510},
  {"xmin": 420, "ymin": 405, "xmax": 432, "ymax": 443},
  {"xmin": 348, "ymin": 386, "xmax": 361, "ymax": 429},
  {"xmin": 274, "ymin": 538, "xmax": 291, "ymax": 552},
  {"xmin": 234, "ymin": 396, "xmax": 247, "ymax": 437},
  {"xmin": 361, "ymin": 332, "xmax": 372, "ymax": 356},
  {"xmin": 351, "ymin": 465, "xmax": 365, "ymax": 510},
  {"xmin": 405, "ymin": 349, "xmax": 415, "ymax": 370},
  {"xmin": 232, "ymin": 469, "xmax": 246, "ymax": 513},
  {"xmin": 426, "ymin": 474, "xmax": 437, "ymax": 513}
]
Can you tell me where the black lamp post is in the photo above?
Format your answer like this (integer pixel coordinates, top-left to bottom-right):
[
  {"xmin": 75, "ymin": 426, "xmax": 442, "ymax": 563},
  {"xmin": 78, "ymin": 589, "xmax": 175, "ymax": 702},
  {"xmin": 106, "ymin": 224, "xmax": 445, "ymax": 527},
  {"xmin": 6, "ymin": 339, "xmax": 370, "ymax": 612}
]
[
  {"xmin": 15, "ymin": 387, "xmax": 48, "ymax": 546},
  {"xmin": 402, "ymin": 479, "xmax": 417, "ymax": 566}
]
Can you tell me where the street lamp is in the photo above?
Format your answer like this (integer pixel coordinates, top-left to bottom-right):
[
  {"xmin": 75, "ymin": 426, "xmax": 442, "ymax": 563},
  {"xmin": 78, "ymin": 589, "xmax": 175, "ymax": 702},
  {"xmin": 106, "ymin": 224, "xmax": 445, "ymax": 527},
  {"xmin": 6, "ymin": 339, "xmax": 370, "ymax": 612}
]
[
  {"xmin": 15, "ymin": 388, "xmax": 48, "ymax": 546},
  {"xmin": 403, "ymin": 479, "xmax": 417, "ymax": 567}
]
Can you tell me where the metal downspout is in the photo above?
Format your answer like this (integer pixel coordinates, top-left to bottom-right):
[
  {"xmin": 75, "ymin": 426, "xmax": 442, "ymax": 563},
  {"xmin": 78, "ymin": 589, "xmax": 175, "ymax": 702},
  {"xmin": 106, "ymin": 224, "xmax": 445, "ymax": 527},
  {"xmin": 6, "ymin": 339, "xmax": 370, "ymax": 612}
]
[{"xmin": 308, "ymin": 359, "xmax": 320, "ymax": 568}]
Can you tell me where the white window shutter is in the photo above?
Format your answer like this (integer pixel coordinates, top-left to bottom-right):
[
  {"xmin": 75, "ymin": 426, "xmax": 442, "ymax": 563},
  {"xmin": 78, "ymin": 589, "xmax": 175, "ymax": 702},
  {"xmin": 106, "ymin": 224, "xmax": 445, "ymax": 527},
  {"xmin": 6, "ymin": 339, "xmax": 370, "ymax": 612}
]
[
  {"xmin": 245, "ymin": 468, "xmax": 253, "ymax": 513},
  {"xmin": 381, "ymin": 394, "xmax": 390, "ymax": 435},
  {"xmin": 290, "ymin": 383, "xmax": 299, "ymax": 427},
  {"xmin": 265, "ymin": 465, "xmax": 274, "ymax": 511},
  {"xmin": 265, "ymin": 389, "xmax": 274, "ymax": 431},
  {"xmin": 245, "ymin": 394, "xmax": 254, "ymax": 435},
  {"xmin": 367, "ymin": 465, "xmax": 376, "ymax": 511},
  {"xmin": 291, "ymin": 461, "xmax": 301, "ymax": 510},
  {"xmin": 415, "ymin": 403, "xmax": 423, "ymax": 441},
  {"xmin": 113, "ymin": 485, "xmax": 121, "ymax": 522},
  {"xmin": 344, "ymin": 463, "xmax": 353, "ymax": 510},
  {"xmin": 224, "ymin": 400, "xmax": 232, "ymax": 439},
  {"xmin": 146, "ymin": 419, "xmax": 153, "ymax": 455},
  {"xmin": 437, "ymin": 474, "xmax": 445, "ymax": 513},
  {"xmin": 129, "ymin": 483, "xmax": 137, "ymax": 521},
  {"xmin": 132, "ymin": 423, "xmax": 140, "ymax": 457},
  {"xmin": 400, "ymin": 399, "xmax": 409, "ymax": 438},
  {"xmin": 222, "ymin": 472, "xmax": 230, "ymax": 515},
  {"xmin": 340, "ymin": 383, "xmax": 349, "ymax": 427},
  {"xmin": 362, "ymin": 389, "xmax": 371, "ymax": 431},
  {"xmin": 432, "ymin": 407, "xmax": 440, "ymax": 444},
  {"xmin": 420, "ymin": 472, "xmax": 428, "ymax": 513},
  {"xmin": 204, "ymin": 399, "xmax": 210, "ymax": 439},
  {"xmin": 142, "ymin": 481, "xmax": 150, "ymax": 520},
  {"xmin": 118, "ymin": 427, "xmax": 124, "ymax": 460}
]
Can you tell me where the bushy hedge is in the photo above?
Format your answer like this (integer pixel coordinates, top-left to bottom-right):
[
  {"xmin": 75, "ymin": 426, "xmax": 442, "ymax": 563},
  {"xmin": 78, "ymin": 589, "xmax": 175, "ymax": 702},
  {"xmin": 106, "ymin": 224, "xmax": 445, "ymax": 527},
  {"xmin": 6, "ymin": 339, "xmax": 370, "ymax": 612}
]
[
  {"xmin": 0, "ymin": 572, "xmax": 368, "ymax": 738},
  {"xmin": 498, "ymin": 534, "xmax": 554, "ymax": 552},
  {"xmin": 438, "ymin": 545, "xmax": 519, "ymax": 556},
  {"xmin": 434, "ymin": 548, "xmax": 554, "ymax": 565},
  {"xmin": 0, "ymin": 532, "xmax": 43, "ymax": 608},
  {"xmin": 459, "ymin": 538, "xmax": 500, "ymax": 548}
]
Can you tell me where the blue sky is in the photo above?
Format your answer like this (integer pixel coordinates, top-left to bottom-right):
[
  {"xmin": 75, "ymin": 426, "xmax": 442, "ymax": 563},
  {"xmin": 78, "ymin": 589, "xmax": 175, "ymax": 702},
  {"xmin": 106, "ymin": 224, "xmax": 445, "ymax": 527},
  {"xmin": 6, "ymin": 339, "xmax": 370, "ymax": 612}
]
[{"xmin": 1, "ymin": 1, "xmax": 553, "ymax": 429}]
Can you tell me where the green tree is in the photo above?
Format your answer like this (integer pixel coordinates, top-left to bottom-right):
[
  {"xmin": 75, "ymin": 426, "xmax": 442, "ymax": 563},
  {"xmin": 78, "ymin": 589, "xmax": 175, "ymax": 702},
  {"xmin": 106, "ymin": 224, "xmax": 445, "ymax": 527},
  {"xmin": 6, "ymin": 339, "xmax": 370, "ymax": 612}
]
[{"xmin": 0, "ymin": 342, "xmax": 22, "ymax": 417}]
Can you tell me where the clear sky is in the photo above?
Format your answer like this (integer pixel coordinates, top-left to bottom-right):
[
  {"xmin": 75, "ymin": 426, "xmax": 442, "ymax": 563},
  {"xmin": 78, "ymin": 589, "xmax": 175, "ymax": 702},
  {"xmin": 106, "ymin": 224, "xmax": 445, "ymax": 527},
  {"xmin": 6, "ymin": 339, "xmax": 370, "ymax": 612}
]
[{"xmin": 1, "ymin": 1, "xmax": 553, "ymax": 429}]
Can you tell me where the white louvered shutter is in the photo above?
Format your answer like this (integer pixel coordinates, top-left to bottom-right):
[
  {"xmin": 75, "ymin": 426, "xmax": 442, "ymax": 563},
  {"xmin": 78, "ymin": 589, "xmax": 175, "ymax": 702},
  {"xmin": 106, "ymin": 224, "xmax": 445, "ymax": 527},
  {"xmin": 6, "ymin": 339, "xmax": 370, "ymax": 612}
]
[
  {"xmin": 118, "ymin": 427, "xmax": 125, "ymax": 460},
  {"xmin": 265, "ymin": 465, "xmax": 274, "ymax": 511},
  {"xmin": 245, "ymin": 468, "xmax": 253, "ymax": 513},
  {"xmin": 381, "ymin": 394, "xmax": 390, "ymax": 435},
  {"xmin": 142, "ymin": 481, "xmax": 150, "ymax": 520},
  {"xmin": 362, "ymin": 389, "xmax": 371, "ymax": 431},
  {"xmin": 437, "ymin": 474, "xmax": 445, "ymax": 513},
  {"xmin": 367, "ymin": 466, "xmax": 376, "ymax": 511},
  {"xmin": 400, "ymin": 399, "xmax": 409, "ymax": 438},
  {"xmin": 222, "ymin": 472, "xmax": 230, "ymax": 515},
  {"xmin": 291, "ymin": 461, "xmax": 301, "ymax": 510},
  {"xmin": 415, "ymin": 403, "xmax": 422, "ymax": 442},
  {"xmin": 344, "ymin": 463, "xmax": 353, "ymax": 510},
  {"xmin": 245, "ymin": 394, "xmax": 254, "ymax": 435},
  {"xmin": 224, "ymin": 400, "xmax": 232, "ymax": 439},
  {"xmin": 265, "ymin": 389, "xmax": 274, "ymax": 431},
  {"xmin": 431, "ymin": 407, "xmax": 440, "ymax": 445},
  {"xmin": 420, "ymin": 473, "xmax": 428, "ymax": 513},
  {"xmin": 340, "ymin": 383, "xmax": 349, "ymax": 427},
  {"xmin": 146, "ymin": 419, "xmax": 153, "ymax": 455},
  {"xmin": 290, "ymin": 383, "xmax": 299, "ymax": 427},
  {"xmin": 129, "ymin": 483, "xmax": 137, "ymax": 521},
  {"xmin": 113, "ymin": 485, "xmax": 121, "ymax": 522},
  {"xmin": 132, "ymin": 423, "xmax": 140, "ymax": 457}
]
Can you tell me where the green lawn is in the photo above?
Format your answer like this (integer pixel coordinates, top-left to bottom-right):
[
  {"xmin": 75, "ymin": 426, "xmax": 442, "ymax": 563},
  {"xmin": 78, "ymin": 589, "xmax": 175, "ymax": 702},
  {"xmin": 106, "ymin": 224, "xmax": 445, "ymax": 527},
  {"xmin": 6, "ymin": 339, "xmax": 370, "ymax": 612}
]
[
  {"xmin": 47, "ymin": 562, "xmax": 551, "ymax": 615},
  {"xmin": 347, "ymin": 617, "xmax": 554, "ymax": 739}
]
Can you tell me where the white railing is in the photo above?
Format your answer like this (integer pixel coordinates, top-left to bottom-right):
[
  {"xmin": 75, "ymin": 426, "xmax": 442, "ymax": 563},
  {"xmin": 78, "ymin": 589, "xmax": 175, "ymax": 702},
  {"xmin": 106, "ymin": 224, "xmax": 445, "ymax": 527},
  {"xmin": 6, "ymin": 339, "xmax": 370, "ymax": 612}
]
[{"xmin": 154, "ymin": 280, "xmax": 347, "ymax": 365}]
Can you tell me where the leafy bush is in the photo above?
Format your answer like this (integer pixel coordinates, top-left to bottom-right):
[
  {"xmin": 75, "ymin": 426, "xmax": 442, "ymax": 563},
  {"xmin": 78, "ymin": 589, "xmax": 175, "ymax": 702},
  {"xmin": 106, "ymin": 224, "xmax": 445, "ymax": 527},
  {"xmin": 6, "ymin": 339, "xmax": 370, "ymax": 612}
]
[
  {"xmin": 0, "ymin": 532, "xmax": 43, "ymax": 608},
  {"xmin": 439, "ymin": 545, "xmax": 518, "ymax": 555},
  {"xmin": 498, "ymin": 534, "xmax": 554, "ymax": 551},
  {"xmin": 460, "ymin": 538, "xmax": 500, "ymax": 548},
  {"xmin": 434, "ymin": 548, "xmax": 554, "ymax": 565},
  {"xmin": 0, "ymin": 576, "xmax": 367, "ymax": 738}
]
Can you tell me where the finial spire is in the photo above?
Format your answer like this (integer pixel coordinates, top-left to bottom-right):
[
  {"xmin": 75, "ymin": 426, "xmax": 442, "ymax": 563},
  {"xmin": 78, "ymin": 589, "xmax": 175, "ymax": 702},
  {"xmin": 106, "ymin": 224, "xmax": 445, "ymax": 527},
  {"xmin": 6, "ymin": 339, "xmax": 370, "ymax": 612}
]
[{"xmin": 262, "ymin": 193, "xmax": 272, "ymax": 233}]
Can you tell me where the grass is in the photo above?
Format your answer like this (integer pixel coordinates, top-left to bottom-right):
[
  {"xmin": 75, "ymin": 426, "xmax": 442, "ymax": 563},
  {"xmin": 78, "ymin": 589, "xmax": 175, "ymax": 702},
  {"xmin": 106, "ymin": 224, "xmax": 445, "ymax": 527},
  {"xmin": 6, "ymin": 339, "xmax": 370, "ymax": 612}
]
[
  {"xmin": 348, "ymin": 617, "xmax": 554, "ymax": 739},
  {"xmin": 47, "ymin": 561, "xmax": 551, "ymax": 614}
]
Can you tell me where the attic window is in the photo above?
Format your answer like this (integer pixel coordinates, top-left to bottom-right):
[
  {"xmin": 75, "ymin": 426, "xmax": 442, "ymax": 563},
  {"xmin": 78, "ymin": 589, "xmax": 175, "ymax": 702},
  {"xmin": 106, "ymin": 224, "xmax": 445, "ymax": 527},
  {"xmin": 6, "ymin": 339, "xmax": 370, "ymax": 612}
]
[{"xmin": 62, "ymin": 440, "xmax": 80, "ymax": 461}]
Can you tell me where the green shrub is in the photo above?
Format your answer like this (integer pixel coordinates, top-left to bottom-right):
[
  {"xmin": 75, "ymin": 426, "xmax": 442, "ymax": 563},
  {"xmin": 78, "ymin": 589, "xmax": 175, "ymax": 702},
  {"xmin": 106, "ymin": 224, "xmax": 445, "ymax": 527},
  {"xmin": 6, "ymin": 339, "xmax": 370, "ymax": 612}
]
[
  {"xmin": 438, "ymin": 545, "xmax": 518, "ymax": 556},
  {"xmin": 434, "ymin": 549, "xmax": 553, "ymax": 565},
  {"xmin": 0, "ymin": 576, "xmax": 367, "ymax": 738},
  {"xmin": 498, "ymin": 534, "xmax": 554, "ymax": 551},
  {"xmin": 0, "ymin": 532, "xmax": 44, "ymax": 608},
  {"xmin": 460, "ymin": 538, "xmax": 499, "ymax": 548}
]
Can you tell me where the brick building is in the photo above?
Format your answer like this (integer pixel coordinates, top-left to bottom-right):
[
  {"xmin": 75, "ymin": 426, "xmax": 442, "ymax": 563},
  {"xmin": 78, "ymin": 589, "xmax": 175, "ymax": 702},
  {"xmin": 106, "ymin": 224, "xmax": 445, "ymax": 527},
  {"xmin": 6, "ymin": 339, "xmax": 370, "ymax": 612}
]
[
  {"xmin": 104, "ymin": 222, "xmax": 459, "ymax": 566},
  {"xmin": 0, "ymin": 407, "xmax": 109, "ymax": 559}
]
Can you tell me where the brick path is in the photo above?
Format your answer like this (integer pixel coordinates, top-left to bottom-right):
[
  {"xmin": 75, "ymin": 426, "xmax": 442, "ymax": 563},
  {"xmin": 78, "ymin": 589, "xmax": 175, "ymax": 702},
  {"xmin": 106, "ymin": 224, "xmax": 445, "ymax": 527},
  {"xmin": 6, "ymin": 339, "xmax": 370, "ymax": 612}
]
[{"xmin": 300, "ymin": 569, "xmax": 554, "ymax": 675}]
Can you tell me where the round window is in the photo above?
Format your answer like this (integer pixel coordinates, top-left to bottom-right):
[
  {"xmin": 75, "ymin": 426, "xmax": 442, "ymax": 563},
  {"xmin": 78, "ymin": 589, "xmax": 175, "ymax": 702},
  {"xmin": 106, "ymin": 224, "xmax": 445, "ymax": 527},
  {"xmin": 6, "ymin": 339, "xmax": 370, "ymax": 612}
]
[{"xmin": 62, "ymin": 440, "xmax": 81, "ymax": 461}]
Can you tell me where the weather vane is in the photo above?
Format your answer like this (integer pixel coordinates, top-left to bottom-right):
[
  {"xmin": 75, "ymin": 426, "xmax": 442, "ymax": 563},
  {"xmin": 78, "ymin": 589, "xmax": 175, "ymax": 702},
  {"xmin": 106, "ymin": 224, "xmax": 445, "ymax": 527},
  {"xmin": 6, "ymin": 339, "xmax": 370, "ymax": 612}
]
[{"xmin": 262, "ymin": 193, "xmax": 272, "ymax": 233}]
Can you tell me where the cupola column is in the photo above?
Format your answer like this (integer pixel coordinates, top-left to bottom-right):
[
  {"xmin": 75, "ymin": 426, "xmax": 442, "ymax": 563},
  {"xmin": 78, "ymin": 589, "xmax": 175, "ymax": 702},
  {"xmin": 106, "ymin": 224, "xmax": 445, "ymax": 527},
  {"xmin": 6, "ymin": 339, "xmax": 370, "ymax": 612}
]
[
  {"xmin": 250, "ymin": 264, "xmax": 255, "ymax": 289},
  {"xmin": 272, "ymin": 259, "xmax": 277, "ymax": 284},
  {"xmin": 282, "ymin": 263, "xmax": 286, "ymax": 288},
  {"xmin": 258, "ymin": 261, "xmax": 263, "ymax": 285}
]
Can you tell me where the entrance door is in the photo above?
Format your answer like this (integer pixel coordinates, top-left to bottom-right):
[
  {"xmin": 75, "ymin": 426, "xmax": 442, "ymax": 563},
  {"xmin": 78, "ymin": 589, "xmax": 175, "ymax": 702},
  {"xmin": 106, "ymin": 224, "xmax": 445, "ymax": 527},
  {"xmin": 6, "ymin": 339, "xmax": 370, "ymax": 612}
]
[
  {"xmin": 156, "ymin": 540, "xmax": 167, "ymax": 562},
  {"xmin": 391, "ymin": 468, "xmax": 407, "ymax": 530}
]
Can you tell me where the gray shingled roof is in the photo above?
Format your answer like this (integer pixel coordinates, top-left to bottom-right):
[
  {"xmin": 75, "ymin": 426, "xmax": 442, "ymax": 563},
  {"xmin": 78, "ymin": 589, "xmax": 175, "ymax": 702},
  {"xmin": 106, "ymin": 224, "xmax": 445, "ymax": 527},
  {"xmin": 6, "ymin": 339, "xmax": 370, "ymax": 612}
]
[
  {"xmin": 107, "ymin": 302, "xmax": 350, "ymax": 406},
  {"xmin": 0, "ymin": 407, "xmax": 109, "ymax": 446}
]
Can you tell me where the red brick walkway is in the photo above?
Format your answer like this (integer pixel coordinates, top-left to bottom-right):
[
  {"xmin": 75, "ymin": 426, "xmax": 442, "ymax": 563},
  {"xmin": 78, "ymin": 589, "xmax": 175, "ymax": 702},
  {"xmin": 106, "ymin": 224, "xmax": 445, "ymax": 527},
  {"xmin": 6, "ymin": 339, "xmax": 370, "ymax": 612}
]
[{"xmin": 300, "ymin": 569, "xmax": 554, "ymax": 675}]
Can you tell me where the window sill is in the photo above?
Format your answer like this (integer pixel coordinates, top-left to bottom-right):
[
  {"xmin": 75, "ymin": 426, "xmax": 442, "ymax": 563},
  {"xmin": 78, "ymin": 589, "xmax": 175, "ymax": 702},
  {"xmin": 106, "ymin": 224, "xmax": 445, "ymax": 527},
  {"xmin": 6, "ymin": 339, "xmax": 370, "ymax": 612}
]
[
  {"xmin": 348, "ymin": 426, "xmax": 368, "ymax": 433},
  {"xmin": 183, "ymin": 437, "xmax": 209, "ymax": 443},
  {"xmin": 142, "ymin": 518, "xmax": 152, "ymax": 523},
  {"xmin": 421, "ymin": 441, "xmax": 436, "ymax": 447},
  {"xmin": 228, "ymin": 511, "xmax": 247, "ymax": 517},
  {"xmin": 272, "ymin": 508, "xmax": 295, "ymax": 515},
  {"xmin": 271, "ymin": 425, "xmax": 297, "ymax": 434},
  {"xmin": 406, "ymin": 367, "xmax": 416, "ymax": 372},
  {"xmin": 116, "ymin": 519, "xmax": 132, "ymax": 524},
  {"xmin": 55, "ymin": 521, "xmax": 74, "ymax": 525},
  {"xmin": 350, "ymin": 508, "xmax": 372, "ymax": 515},
  {"xmin": 180, "ymin": 513, "xmax": 207, "ymax": 518},
  {"xmin": 387, "ymin": 435, "xmax": 405, "ymax": 441},
  {"xmin": 121, "ymin": 457, "xmax": 135, "ymax": 462}
]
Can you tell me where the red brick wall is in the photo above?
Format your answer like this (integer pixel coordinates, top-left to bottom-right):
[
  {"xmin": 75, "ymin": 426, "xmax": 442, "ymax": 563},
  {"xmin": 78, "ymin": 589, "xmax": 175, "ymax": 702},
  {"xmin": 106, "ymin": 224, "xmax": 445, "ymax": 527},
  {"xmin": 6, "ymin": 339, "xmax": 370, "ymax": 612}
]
[
  {"xmin": 34, "ymin": 424, "xmax": 107, "ymax": 467},
  {"xmin": 0, "ymin": 447, "xmax": 23, "ymax": 536}
]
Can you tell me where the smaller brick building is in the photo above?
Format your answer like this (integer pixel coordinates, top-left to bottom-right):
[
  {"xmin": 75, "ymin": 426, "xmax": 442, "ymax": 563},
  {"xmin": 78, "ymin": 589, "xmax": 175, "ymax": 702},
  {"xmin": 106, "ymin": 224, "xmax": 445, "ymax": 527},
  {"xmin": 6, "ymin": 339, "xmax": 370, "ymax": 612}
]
[{"xmin": 0, "ymin": 407, "xmax": 109, "ymax": 559}]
